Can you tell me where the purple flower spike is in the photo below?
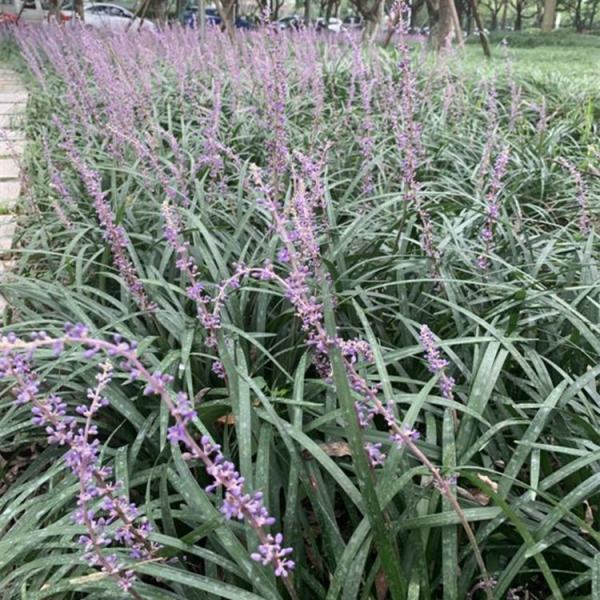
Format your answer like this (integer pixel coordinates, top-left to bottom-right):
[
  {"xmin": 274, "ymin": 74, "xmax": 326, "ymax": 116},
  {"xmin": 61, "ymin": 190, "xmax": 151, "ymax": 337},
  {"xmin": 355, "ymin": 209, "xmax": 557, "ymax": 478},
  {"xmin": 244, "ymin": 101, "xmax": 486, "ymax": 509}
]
[
  {"xmin": 365, "ymin": 442, "xmax": 386, "ymax": 467},
  {"xmin": 250, "ymin": 533, "xmax": 295, "ymax": 578},
  {"xmin": 61, "ymin": 141, "xmax": 155, "ymax": 313},
  {"xmin": 1, "ymin": 330, "xmax": 293, "ymax": 580},
  {"xmin": 1, "ymin": 354, "xmax": 160, "ymax": 593},
  {"xmin": 557, "ymin": 158, "xmax": 592, "ymax": 236},
  {"xmin": 390, "ymin": 27, "xmax": 440, "ymax": 278},
  {"xmin": 419, "ymin": 325, "xmax": 456, "ymax": 401},
  {"xmin": 211, "ymin": 360, "xmax": 226, "ymax": 379},
  {"xmin": 477, "ymin": 145, "xmax": 510, "ymax": 270},
  {"xmin": 390, "ymin": 425, "xmax": 421, "ymax": 448}
]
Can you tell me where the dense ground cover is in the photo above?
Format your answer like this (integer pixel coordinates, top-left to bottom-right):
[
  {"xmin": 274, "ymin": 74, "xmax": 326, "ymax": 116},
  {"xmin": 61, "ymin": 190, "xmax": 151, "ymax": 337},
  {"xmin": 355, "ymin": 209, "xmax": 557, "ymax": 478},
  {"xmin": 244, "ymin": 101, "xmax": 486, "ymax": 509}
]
[{"xmin": 1, "ymin": 24, "xmax": 600, "ymax": 600}]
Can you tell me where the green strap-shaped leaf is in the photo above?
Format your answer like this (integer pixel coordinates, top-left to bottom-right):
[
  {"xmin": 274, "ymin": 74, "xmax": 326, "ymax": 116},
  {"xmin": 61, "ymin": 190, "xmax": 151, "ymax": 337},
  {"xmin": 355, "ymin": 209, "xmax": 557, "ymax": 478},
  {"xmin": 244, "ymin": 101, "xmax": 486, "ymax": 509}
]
[
  {"xmin": 442, "ymin": 409, "xmax": 458, "ymax": 600},
  {"xmin": 323, "ymin": 288, "xmax": 407, "ymax": 600},
  {"xmin": 456, "ymin": 342, "xmax": 508, "ymax": 460},
  {"xmin": 499, "ymin": 382, "xmax": 565, "ymax": 498}
]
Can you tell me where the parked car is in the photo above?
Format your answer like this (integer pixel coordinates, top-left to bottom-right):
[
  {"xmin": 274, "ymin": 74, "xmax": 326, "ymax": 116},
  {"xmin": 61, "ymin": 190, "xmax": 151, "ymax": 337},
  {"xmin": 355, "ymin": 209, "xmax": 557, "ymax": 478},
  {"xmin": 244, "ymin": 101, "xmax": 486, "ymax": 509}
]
[
  {"xmin": 183, "ymin": 6, "xmax": 253, "ymax": 29},
  {"xmin": 203, "ymin": 6, "xmax": 220, "ymax": 24},
  {"xmin": 233, "ymin": 14, "xmax": 253, "ymax": 29},
  {"xmin": 277, "ymin": 14, "xmax": 302, "ymax": 30},
  {"xmin": 0, "ymin": 0, "xmax": 51, "ymax": 25},
  {"xmin": 315, "ymin": 16, "xmax": 341, "ymax": 33},
  {"xmin": 61, "ymin": 2, "xmax": 156, "ymax": 31},
  {"xmin": 342, "ymin": 14, "xmax": 362, "ymax": 29}
]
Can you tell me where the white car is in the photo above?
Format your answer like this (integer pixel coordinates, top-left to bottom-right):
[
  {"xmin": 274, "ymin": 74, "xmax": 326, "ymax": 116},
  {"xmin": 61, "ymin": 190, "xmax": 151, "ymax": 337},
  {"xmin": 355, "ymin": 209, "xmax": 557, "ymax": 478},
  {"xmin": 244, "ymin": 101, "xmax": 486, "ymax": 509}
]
[
  {"xmin": 0, "ymin": 0, "xmax": 50, "ymax": 25},
  {"xmin": 61, "ymin": 2, "xmax": 155, "ymax": 31},
  {"xmin": 316, "ymin": 17, "xmax": 342, "ymax": 33}
]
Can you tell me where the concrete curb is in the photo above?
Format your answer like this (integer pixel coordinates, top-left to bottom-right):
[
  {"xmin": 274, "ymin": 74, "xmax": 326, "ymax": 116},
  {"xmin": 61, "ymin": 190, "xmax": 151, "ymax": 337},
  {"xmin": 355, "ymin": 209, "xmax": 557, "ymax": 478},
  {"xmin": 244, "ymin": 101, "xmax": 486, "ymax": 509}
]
[{"xmin": 0, "ymin": 70, "xmax": 27, "ymax": 314}]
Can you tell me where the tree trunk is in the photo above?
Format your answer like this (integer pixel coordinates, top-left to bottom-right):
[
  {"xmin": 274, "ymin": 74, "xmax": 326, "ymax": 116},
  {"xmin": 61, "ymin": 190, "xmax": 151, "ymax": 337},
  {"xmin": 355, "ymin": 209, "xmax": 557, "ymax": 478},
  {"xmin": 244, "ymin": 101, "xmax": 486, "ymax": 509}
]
[
  {"xmin": 436, "ymin": 0, "xmax": 454, "ymax": 49},
  {"xmin": 270, "ymin": 0, "xmax": 282, "ymax": 19},
  {"xmin": 426, "ymin": 0, "xmax": 440, "ymax": 46},
  {"xmin": 410, "ymin": 0, "xmax": 424, "ymax": 29},
  {"xmin": 175, "ymin": 0, "xmax": 185, "ymax": 21},
  {"xmin": 152, "ymin": 0, "xmax": 168, "ymax": 24},
  {"xmin": 198, "ymin": 0, "xmax": 205, "ymax": 32},
  {"xmin": 128, "ymin": 0, "xmax": 150, "ymax": 30},
  {"xmin": 48, "ymin": 0, "xmax": 61, "ymax": 20},
  {"xmin": 468, "ymin": 0, "xmax": 491, "ymax": 57},
  {"xmin": 304, "ymin": 0, "xmax": 310, "ymax": 25},
  {"xmin": 465, "ymin": 0, "xmax": 473, "ymax": 33},
  {"xmin": 490, "ymin": 9, "xmax": 498, "ymax": 29},
  {"xmin": 500, "ymin": 0, "xmax": 508, "ymax": 28},
  {"xmin": 214, "ymin": 0, "xmax": 235, "ymax": 37},
  {"xmin": 454, "ymin": 0, "xmax": 465, "ymax": 25},
  {"xmin": 574, "ymin": 0, "xmax": 583, "ymax": 31},
  {"xmin": 514, "ymin": 0, "xmax": 523, "ymax": 29},
  {"xmin": 541, "ymin": 0, "xmax": 556, "ymax": 31},
  {"xmin": 325, "ymin": 0, "xmax": 333, "ymax": 25},
  {"xmin": 223, "ymin": 0, "xmax": 235, "ymax": 31},
  {"xmin": 588, "ymin": 1, "xmax": 599, "ymax": 28},
  {"xmin": 449, "ymin": 0, "xmax": 464, "ymax": 44},
  {"xmin": 361, "ymin": 0, "xmax": 383, "ymax": 44},
  {"xmin": 383, "ymin": 3, "xmax": 399, "ymax": 47},
  {"xmin": 362, "ymin": 13, "xmax": 379, "ymax": 43},
  {"xmin": 71, "ymin": 0, "xmax": 83, "ymax": 19}
]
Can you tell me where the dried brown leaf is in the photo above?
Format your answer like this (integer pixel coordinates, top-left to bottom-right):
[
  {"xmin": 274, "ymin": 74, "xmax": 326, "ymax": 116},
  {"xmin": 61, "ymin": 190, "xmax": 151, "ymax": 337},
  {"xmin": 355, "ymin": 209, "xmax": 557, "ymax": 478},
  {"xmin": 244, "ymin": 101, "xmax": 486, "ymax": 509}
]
[
  {"xmin": 302, "ymin": 441, "xmax": 352, "ymax": 460},
  {"xmin": 217, "ymin": 413, "xmax": 236, "ymax": 425},
  {"xmin": 318, "ymin": 441, "xmax": 352, "ymax": 457},
  {"xmin": 477, "ymin": 473, "xmax": 498, "ymax": 492}
]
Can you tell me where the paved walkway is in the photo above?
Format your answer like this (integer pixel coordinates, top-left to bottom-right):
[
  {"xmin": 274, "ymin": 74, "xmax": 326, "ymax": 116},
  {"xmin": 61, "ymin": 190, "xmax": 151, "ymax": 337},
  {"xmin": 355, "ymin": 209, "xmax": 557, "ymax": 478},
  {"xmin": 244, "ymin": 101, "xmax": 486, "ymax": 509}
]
[{"xmin": 0, "ymin": 68, "xmax": 27, "ymax": 314}]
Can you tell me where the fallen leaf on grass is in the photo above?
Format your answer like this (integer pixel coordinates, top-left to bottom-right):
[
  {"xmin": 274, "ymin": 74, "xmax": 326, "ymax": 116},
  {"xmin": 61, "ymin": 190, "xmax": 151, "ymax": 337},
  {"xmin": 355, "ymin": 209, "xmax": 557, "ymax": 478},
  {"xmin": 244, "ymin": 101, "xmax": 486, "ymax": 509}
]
[
  {"xmin": 217, "ymin": 414, "xmax": 236, "ymax": 425},
  {"xmin": 477, "ymin": 473, "xmax": 499, "ymax": 492},
  {"xmin": 302, "ymin": 441, "xmax": 352, "ymax": 460},
  {"xmin": 319, "ymin": 441, "xmax": 352, "ymax": 457},
  {"xmin": 457, "ymin": 474, "xmax": 499, "ymax": 506}
]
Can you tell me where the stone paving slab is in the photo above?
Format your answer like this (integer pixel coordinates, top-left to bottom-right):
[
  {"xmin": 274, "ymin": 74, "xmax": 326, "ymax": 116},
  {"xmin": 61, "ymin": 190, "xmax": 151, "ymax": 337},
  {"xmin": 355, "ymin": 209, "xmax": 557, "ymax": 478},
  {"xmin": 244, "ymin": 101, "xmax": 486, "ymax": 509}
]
[
  {"xmin": 0, "ymin": 180, "xmax": 20, "ymax": 210},
  {"xmin": 0, "ymin": 92, "xmax": 28, "ymax": 103},
  {"xmin": 0, "ymin": 114, "xmax": 24, "ymax": 128},
  {"xmin": 0, "ymin": 103, "xmax": 25, "ymax": 115},
  {"xmin": 0, "ymin": 88, "xmax": 25, "ymax": 97},
  {"xmin": 0, "ymin": 140, "xmax": 25, "ymax": 157},
  {"xmin": 0, "ymin": 158, "xmax": 20, "ymax": 180},
  {"xmin": 0, "ymin": 215, "xmax": 15, "ymax": 251},
  {"xmin": 0, "ymin": 130, "xmax": 26, "ymax": 142}
]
